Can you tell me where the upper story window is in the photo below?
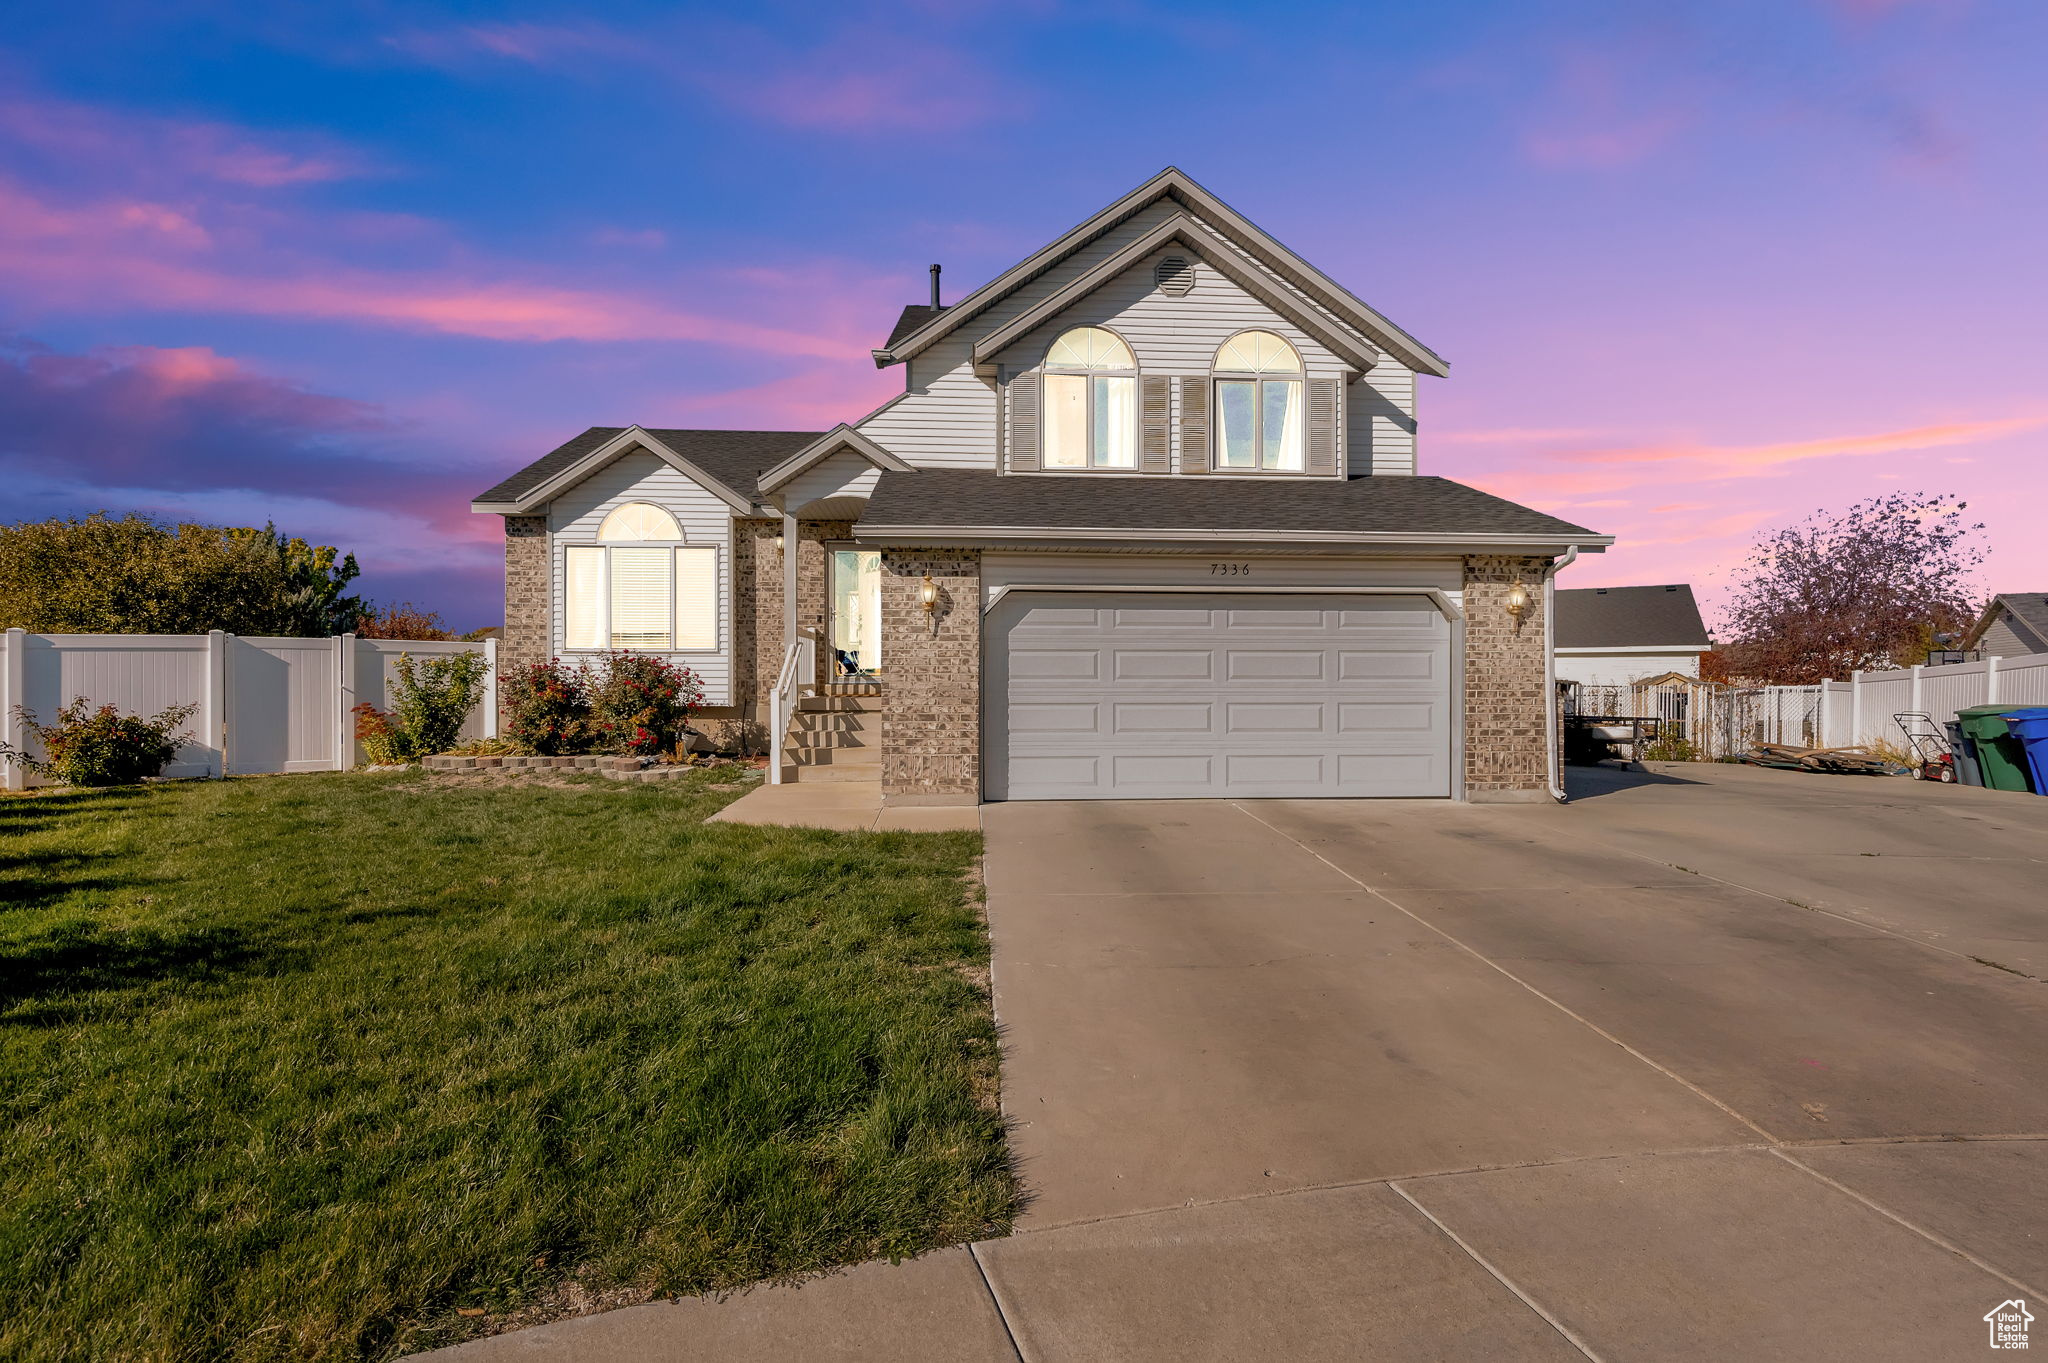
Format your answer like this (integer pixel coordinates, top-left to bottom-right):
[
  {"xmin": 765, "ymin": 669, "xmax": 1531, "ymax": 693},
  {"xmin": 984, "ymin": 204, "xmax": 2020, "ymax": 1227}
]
[
  {"xmin": 1213, "ymin": 330, "xmax": 1304, "ymax": 472},
  {"xmin": 1042, "ymin": 326, "xmax": 1136, "ymax": 470},
  {"xmin": 564, "ymin": 501, "xmax": 717, "ymax": 652}
]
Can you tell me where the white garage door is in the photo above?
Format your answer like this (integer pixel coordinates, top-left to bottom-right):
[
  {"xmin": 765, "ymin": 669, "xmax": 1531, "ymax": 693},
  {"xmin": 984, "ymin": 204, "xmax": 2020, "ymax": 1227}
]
[{"xmin": 985, "ymin": 592, "xmax": 1453, "ymax": 800}]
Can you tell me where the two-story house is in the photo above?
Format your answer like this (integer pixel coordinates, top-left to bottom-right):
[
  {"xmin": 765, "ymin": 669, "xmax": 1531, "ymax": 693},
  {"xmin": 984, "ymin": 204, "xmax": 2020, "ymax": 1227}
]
[{"xmin": 473, "ymin": 169, "xmax": 1612, "ymax": 805}]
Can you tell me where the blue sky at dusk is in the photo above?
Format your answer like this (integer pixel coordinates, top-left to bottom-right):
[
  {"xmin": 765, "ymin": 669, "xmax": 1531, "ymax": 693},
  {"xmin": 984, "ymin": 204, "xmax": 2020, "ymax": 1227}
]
[{"xmin": 3, "ymin": 0, "xmax": 2043, "ymax": 628}]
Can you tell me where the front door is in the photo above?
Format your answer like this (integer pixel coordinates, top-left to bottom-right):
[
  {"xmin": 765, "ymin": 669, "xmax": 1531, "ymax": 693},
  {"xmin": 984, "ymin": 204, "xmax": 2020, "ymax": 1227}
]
[{"xmin": 829, "ymin": 550, "xmax": 882, "ymax": 678}]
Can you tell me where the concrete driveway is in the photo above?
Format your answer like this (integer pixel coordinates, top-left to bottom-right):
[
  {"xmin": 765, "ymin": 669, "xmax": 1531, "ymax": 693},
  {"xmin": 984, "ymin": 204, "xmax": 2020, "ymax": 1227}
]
[{"xmin": 424, "ymin": 764, "xmax": 2048, "ymax": 1362}]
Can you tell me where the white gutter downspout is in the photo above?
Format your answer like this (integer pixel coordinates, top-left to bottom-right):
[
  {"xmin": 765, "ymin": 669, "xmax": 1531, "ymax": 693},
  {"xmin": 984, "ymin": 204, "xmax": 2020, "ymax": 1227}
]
[{"xmin": 1544, "ymin": 545, "xmax": 1581, "ymax": 803}]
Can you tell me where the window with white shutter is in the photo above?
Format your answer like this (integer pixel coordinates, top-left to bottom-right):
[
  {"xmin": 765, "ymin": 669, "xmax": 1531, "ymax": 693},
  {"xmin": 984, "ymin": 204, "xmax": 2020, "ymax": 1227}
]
[{"xmin": 560, "ymin": 503, "xmax": 721, "ymax": 653}]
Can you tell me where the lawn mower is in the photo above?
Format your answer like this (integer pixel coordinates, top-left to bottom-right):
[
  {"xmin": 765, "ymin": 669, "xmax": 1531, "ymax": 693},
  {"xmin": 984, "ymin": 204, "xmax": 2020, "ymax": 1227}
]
[{"xmin": 1894, "ymin": 711, "xmax": 1957, "ymax": 782}]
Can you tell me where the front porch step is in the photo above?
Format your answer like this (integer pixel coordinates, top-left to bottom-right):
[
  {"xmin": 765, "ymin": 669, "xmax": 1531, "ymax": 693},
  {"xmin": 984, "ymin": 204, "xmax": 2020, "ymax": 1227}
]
[
  {"xmin": 786, "ymin": 730, "xmax": 874, "ymax": 751},
  {"xmin": 816, "ymin": 681, "xmax": 882, "ymax": 697},
  {"xmin": 797, "ymin": 694, "xmax": 885, "ymax": 714},
  {"xmin": 780, "ymin": 757, "xmax": 881, "ymax": 784}
]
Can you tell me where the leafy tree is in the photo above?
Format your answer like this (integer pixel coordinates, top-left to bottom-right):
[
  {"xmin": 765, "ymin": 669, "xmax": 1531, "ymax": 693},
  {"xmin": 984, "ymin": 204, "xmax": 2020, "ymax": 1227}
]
[
  {"xmin": 0, "ymin": 513, "xmax": 365, "ymax": 635},
  {"xmin": 1718, "ymin": 492, "xmax": 1985, "ymax": 685},
  {"xmin": 356, "ymin": 602, "xmax": 453, "ymax": 641}
]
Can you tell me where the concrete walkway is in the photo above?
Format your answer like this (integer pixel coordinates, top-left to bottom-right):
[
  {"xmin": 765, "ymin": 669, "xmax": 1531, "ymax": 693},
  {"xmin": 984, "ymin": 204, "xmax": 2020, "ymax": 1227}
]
[
  {"xmin": 707, "ymin": 780, "xmax": 981, "ymax": 832},
  {"xmin": 422, "ymin": 765, "xmax": 2048, "ymax": 1361}
]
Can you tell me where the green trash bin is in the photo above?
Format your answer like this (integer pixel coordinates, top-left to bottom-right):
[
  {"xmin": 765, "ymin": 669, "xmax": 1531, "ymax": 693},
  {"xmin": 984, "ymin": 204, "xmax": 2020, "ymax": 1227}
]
[{"xmin": 1956, "ymin": 705, "xmax": 2036, "ymax": 792}]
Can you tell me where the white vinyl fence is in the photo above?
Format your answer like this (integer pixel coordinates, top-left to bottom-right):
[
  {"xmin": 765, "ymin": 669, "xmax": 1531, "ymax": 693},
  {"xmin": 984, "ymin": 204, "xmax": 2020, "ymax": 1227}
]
[
  {"xmin": 1564, "ymin": 648, "xmax": 2048, "ymax": 759},
  {"xmin": 0, "ymin": 629, "xmax": 495, "ymax": 789}
]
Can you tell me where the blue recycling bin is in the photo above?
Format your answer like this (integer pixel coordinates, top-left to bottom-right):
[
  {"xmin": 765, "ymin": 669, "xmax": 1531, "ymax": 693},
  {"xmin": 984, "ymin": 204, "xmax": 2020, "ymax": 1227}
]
[{"xmin": 2002, "ymin": 708, "xmax": 2048, "ymax": 796}]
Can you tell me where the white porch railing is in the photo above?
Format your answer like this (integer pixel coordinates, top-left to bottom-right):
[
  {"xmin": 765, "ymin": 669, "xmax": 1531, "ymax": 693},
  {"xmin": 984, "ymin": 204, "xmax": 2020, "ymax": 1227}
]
[{"xmin": 766, "ymin": 632, "xmax": 816, "ymax": 786}]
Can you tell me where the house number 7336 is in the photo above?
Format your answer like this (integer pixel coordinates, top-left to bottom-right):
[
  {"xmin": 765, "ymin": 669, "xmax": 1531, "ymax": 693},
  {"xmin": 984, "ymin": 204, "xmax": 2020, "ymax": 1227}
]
[{"xmin": 1209, "ymin": 562, "xmax": 1252, "ymax": 575}]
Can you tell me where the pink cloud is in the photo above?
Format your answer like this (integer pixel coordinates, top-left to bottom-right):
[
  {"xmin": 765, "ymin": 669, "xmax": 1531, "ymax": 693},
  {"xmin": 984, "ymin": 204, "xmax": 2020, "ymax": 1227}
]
[
  {"xmin": 1520, "ymin": 48, "xmax": 1695, "ymax": 169},
  {"xmin": 386, "ymin": 18, "xmax": 1014, "ymax": 133},
  {"xmin": 0, "ymin": 93, "xmax": 366, "ymax": 187},
  {"xmin": 0, "ymin": 174, "xmax": 875, "ymax": 356},
  {"xmin": 1561, "ymin": 416, "xmax": 2046, "ymax": 476}
]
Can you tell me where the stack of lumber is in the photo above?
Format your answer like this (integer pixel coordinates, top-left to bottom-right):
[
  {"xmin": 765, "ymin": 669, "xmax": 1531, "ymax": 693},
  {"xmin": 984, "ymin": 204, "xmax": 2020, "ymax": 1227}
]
[{"xmin": 1741, "ymin": 744, "xmax": 1904, "ymax": 776}]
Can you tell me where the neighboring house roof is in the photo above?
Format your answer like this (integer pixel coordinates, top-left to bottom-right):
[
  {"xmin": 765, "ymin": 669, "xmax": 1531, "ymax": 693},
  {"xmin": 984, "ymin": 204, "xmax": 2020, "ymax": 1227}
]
[
  {"xmin": 472, "ymin": 426, "xmax": 821, "ymax": 509},
  {"xmin": 872, "ymin": 167, "xmax": 1450, "ymax": 377},
  {"xmin": 1963, "ymin": 592, "xmax": 2048, "ymax": 653},
  {"xmin": 885, "ymin": 304, "xmax": 947, "ymax": 349},
  {"xmin": 1554, "ymin": 585, "xmax": 1710, "ymax": 650},
  {"xmin": 854, "ymin": 470, "xmax": 1604, "ymax": 547}
]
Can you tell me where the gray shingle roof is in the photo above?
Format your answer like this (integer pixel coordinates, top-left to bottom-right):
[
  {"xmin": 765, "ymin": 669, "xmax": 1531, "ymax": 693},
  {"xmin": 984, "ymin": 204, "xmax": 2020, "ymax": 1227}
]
[
  {"xmin": 855, "ymin": 470, "xmax": 1601, "ymax": 540},
  {"xmin": 473, "ymin": 427, "xmax": 822, "ymax": 506},
  {"xmin": 884, "ymin": 304, "xmax": 948, "ymax": 350},
  {"xmin": 1982, "ymin": 593, "xmax": 2048, "ymax": 652},
  {"xmin": 1554, "ymin": 584, "xmax": 1709, "ymax": 650}
]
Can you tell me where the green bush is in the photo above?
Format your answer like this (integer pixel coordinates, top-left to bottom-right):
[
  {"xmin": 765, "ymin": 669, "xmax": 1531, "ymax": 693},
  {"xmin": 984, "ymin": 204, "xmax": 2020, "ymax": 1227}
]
[
  {"xmin": 352, "ymin": 651, "xmax": 491, "ymax": 763},
  {"xmin": 0, "ymin": 698, "xmax": 196, "ymax": 786},
  {"xmin": 1643, "ymin": 735, "xmax": 1700, "ymax": 762}
]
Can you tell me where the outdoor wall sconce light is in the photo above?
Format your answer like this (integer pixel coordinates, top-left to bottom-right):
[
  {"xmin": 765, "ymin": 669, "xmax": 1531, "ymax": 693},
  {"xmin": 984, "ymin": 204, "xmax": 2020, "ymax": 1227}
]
[
  {"xmin": 920, "ymin": 575, "xmax": 940, "ymax": 632},
  {"xmin": 771, "ymin": 534, "xmax": 784, "ymax": 552},
  {"xmin": 1505, "ymin": 580, "xmax": 1532, "ymax": 622}
]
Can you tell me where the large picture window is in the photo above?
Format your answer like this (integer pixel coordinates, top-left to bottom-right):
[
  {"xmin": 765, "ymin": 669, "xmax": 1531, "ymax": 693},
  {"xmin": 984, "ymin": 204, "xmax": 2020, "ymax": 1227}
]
[
  {"xmin": 563, "ymin": 502, "xmax": 717, "ymax": 651},
  {"xmin": 1213, "ymin": 330, "xmax": 1304, "ymax": 472},
  {"xmin": 1042, "ymin": 326, "xmax": 1137, "ymax": 470}
]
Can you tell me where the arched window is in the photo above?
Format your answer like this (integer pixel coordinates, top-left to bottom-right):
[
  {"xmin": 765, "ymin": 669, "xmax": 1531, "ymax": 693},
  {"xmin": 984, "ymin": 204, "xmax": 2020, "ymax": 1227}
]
[
  {"xmin": 564, "ymin": 502, "xmax": 716, "ymax": 652},
  {"xmin": 598, "ymin": 501, "xmax": 683, "ymax": 541},
  {"xmin": 1042, "ymin": 326, "xmax": 1137, "ymax": 470},
  {"xmin": 1213, "ymin": 330, "xmax": 1304, "ymax": 472}
]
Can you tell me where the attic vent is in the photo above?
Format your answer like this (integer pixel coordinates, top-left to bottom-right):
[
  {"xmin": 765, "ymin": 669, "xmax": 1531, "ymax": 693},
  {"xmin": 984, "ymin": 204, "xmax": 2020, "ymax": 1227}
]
[{"xmin": 1154, "ymin": 254, "xmax": 1194, "ymax": 297}]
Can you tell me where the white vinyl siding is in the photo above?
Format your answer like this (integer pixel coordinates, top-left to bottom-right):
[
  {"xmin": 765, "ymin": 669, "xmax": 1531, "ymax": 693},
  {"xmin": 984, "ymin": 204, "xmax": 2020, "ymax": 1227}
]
[
  {"xmin": 859, "ymin": 197, "xmax": 1420, "ymax": 476},
  {"xmin": 548, "ymin": 450, "xmax": 734, "ymax": 705}
]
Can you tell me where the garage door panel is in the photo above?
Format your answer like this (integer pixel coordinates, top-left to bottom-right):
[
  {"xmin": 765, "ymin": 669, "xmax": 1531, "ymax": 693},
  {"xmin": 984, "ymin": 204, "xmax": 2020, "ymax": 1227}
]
[
  {"xmin": 1113, "ymin": 650, "xmax": 1213, "ymax": 680},
  {"xmin": 1114, "ymin": 702, "xmax": 1214, "ymax": 733},
  {"xmin": 991, "ymin": 592, "xmax": 1451, "ymax": 801},
  {"xmin": 1226, "ymin": 650, "xmax": 1325, "ymax": 680},
  {"xmin": 1339, "ymin": 650, "xmax": 1436, "ymax": 680},
  {"xmin": 1013, "ymin": 649, "xmax": 1101, "ymax": 680},
  {"xmin": 1338, "ymin": 701, "xmax": 1437, "ymax": 732},
  {"xmin": 1011, "ymin": 702, "xmax": 1101, "ymax": 734},
  {"xmin": 1226, "ymin": 701, "xmax": 1326, "ymax": 733},
  {"xmin": 1112, "ymin": 754, "xmax": 1212, "ymax": 786}
]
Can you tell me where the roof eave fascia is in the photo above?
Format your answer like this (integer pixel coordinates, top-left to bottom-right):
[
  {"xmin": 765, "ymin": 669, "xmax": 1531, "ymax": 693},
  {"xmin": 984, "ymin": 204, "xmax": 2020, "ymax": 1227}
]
[
  {"xmin": 757, "ymin": 424, "xmax": 916, "ymax": 495},
  {"xmin": 852, "ymin": 524, "xmax": 1612, "ymax": 553},
  {"xmin": 1555, "ymin": 643, "xmax": 1711, "ymax": 655},
  {"xmin": 499, "ymin": 427, "xmax": 754, "ymax": 515},
  {"xmin": 968, "ymin": 215, "xmax": 1383, "ymax": 375}
]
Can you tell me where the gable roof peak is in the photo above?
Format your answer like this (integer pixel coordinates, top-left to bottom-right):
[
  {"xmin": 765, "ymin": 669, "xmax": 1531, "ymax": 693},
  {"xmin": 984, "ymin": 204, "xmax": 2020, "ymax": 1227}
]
[{"xmin": 873, "ymin": 167, "xmax": 1449, "ymax": 378}]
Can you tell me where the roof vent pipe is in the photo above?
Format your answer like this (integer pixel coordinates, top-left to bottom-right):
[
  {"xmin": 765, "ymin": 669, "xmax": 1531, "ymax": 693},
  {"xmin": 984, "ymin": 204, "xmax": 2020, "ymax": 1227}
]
[{"xmin": 929, "ymin": 263, "xmax": 942, "ymax": 309}]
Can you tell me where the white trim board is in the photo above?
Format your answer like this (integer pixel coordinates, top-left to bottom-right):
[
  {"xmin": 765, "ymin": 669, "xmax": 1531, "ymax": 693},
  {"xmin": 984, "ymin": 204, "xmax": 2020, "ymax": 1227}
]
[{"xmin": 982, "ymin": 582, "xmax": 1462, "ymax": 622}]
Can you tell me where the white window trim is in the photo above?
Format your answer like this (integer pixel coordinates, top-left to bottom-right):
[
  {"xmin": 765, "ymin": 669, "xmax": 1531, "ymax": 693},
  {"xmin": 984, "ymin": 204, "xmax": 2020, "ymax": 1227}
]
[
  {"xmin": 561, "ymin": 542, "xmax": 721, "ymax": 654},
  {"xmin": 1042, "ymin": 326, "xmax": 1139, "ymax": 471}
]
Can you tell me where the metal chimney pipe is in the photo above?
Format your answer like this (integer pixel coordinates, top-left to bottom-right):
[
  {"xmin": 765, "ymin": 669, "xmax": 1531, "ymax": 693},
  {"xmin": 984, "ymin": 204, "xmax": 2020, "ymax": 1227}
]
[{"xmin": 929, "ymin": 263, "xmax": 942, "ymax": 309}]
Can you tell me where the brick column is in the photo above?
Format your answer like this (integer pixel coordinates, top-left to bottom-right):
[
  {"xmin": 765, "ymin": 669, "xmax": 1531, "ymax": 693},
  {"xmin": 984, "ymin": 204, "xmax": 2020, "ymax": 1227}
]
[
  {"xmin": 501, "ymin": 516, "xmax": 549, "ymax": 691},
  {"xmin": 1463, "ymin": 554, "xmax": 1553, "ymax": 802},
  {"xmin": 879, "ymin": 549, "xmax": 981, "ymax": 805}
]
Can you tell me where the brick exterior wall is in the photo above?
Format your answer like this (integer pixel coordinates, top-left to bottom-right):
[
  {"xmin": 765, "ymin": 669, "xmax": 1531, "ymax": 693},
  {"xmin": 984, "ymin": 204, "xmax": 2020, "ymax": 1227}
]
[
  {"xmin": 501, "ymin": 516, "xmax": 549, "ymax": 690},
  {"xmin": 735, "ymin": 518, "xmax": 856, "ymax": 713},
  {"xmin": 1463, "ymin": 554, "xmax": 1554, "ymax": 800},
  {"xmin": 879, "ymin": 550, "xmax": 981, "ymax": 803}
]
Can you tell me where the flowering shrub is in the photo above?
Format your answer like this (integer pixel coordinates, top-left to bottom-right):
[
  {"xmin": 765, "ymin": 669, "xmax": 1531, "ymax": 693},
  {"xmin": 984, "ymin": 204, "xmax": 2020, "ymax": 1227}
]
[
  {"xmin": 390, "ymin": 651, "xmax": 491, "ymax": 756},
  {"xmin": 349, "ymin": 650, "xmax": 491, "ymax": 764},
  {"xmin": 589, "ymin": 652, "xmax": 702, "ymax": 756},
  {"xmin": 503, "ymin": 658, "xmax": 595, "ymax": 755},
  {"xmin": 0, "ymin": 698, "xmax": 196, "ymax": 786}
]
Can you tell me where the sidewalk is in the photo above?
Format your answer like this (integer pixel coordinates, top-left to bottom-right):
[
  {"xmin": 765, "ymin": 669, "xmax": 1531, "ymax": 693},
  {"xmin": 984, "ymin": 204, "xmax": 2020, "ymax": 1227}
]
[{"xmin": 706, "ymin": 781, "xmax": 981, "ymax": 833}]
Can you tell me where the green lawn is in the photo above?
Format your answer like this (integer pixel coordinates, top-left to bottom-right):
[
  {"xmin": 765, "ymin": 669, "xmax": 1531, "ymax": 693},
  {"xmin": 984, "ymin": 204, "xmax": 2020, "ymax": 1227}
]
[{"xmin": 0, "ymin": 769, "xmax": 1015, "ymax": 1362}]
